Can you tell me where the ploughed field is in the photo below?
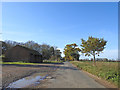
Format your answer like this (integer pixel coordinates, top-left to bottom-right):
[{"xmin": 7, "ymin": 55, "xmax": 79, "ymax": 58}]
[
  {"xmin": 2, "ymin": 63, "xmax": 58, "ymax": 88},
  {"xmin": 70, "ymin": 61, "xmax": 119, "ymax": 87}
]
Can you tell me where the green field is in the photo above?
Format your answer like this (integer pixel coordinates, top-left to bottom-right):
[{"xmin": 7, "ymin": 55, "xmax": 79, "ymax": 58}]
[{"xmin": 70, "ymin": 61, "xmax": 119, "ymax": 86}]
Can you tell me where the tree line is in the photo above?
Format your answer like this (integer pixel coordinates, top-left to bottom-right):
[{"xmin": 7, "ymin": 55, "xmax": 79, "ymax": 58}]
[
  {"xmin": 1, "ymin": 40, "xmax": 62, "ymax": 60},
  {"xmin": 64, "ymin": 36, "xmax": 107, "ymax": 65},
  {"xmin": 1, "ymin": 36, "xmax": 107, "ymax": 64}
]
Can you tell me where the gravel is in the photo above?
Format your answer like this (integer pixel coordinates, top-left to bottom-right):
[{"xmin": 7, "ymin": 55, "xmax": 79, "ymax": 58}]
[{"xmin": 2, "ymin": 64, "xmax": 57, "ymax": 88}]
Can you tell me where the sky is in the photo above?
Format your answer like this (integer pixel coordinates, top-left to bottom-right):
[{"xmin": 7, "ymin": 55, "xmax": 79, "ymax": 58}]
[{"xmin": 2, "ymin": 2, "xmax": 118, "ymax": 60}]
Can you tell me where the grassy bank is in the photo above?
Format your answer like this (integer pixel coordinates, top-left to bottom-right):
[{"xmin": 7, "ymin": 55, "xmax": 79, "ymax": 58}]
[{"xmin": 70, "ymin": 61, "xmax": 119, "ymax": 86}]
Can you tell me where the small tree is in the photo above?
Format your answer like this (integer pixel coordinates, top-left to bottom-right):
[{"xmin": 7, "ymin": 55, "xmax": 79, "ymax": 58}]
[
  {"xmin": 64, "ymin": 43, "xmax": 81, "ymax": 61},
  {"xmin": 49, "ymin": 47, "xmax": 55, "ymax": 56},
  {"xmin": 80, "ymin": 36, "xmax": 107, "ymax": 65},
  {"xmin": 55, "ymin": 49, "xmax": 61, "ymax": 61}
]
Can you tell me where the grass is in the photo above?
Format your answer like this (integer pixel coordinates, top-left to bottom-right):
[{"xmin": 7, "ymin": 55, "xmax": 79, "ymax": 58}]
[
  {"xmin": 70, "ymin": 61, "xmax": 119, "ymax": 87},
  {"xmin": 1, "ymin": 61, "xmax": 40, "ymax": 65},
  {"xmin": 0, "ymin": 60, "xmax": 64, "ymax": 65},
  {"xmin": 43, "ymin": 60, "xmax": 64, "ymax": 63}
]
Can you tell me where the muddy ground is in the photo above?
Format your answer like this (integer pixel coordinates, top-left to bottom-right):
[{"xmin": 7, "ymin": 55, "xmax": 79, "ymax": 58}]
[{"xmin": 2, "ymin": 63, "xmax": 62, "ymax": 88}]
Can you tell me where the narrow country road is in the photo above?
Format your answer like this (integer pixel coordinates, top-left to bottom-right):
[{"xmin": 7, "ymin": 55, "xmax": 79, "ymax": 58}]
[{"xmin": 45, "ymin": 61, "xmax": 105, "ymax": 88}]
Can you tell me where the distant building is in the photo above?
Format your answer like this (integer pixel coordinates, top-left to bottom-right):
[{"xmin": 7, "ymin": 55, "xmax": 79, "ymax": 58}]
[{"xmin": 4, "ymin": 45, "xmax": 42, "ymax": 63}]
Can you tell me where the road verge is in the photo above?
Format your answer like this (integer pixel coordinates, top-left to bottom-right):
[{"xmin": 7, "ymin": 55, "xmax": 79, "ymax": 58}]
[{"xmin": 70, "ymin": 61, "xmax": 118, "ymax": 88}]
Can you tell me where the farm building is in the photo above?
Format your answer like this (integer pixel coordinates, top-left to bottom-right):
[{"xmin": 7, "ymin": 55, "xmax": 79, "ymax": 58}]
[{"xmin": 4, "ymin": 45, "xmax": 42, "ymax": 63}]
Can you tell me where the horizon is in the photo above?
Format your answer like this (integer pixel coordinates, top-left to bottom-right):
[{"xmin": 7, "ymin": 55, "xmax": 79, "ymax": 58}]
[{"xmin": 2, "ymin": 2, "xmax": 118, "ymax": 60}]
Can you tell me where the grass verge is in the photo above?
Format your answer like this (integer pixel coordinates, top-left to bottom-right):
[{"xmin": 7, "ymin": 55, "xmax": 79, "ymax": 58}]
[
  {"xmin": 1, "ymin": 60, "xmax": 64, "ymax": 65},
  {"xmin": 43, "ymin": 60, "xmax": 63, "ymax": 63},
  {"xmin": 1, "ymin": 61, "xmax": 40, "ymax": 65},
  {"xmin": 70, "ymin": 61, "xmax": 119, "ymax": 87}
]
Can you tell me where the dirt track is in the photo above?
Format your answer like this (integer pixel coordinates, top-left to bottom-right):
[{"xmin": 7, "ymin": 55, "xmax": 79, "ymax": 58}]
[
  {"xmin": 40, "ymin": 62, "xmax": 106, "ymax": 88},
  {"xmin": 2, "ymin": 63, "xmax": 59, "ymax": 88},
  {"xmin": 2, "ymin": 62, "xmax": 118, "ymax": 89}
]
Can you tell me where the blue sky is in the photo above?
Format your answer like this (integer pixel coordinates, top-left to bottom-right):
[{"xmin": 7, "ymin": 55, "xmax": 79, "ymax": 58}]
[{"xmin": 2, "ymin": 2, "xmax": 118, "ymax": 59}]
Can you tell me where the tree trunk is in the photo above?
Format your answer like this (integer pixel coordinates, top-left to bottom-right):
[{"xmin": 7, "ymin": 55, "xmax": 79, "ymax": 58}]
[{"xmin": 93, "ymin": 54, "xmax": 96, "ymax": 66}]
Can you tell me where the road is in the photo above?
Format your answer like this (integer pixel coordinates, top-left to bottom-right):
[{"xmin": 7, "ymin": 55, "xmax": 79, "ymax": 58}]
[{"xmin": 45, "ymin": 61, "xmax": 105, "ymax": 88}]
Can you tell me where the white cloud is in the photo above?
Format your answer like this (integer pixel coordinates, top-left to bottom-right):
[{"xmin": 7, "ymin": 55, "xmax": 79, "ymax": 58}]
[
  {"xmin": 57, "ymin": 48, "xmax": 65, "ymax": 57},
  {"xmin": 99, "ymin": 49, "xmax": 118, "ymax": 60},
  {"xmin": 80, "ymin": 49, "xmax": 118, "ymax": 60},
  {"xmin": 57, "ymin": 48, "xmax": 118, "ymax": 60}
]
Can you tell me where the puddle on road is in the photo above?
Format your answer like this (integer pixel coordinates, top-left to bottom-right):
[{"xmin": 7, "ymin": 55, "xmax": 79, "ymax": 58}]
[{"xmin": 7, "ymin": 73, "xmax": 48, "ymax": 88}]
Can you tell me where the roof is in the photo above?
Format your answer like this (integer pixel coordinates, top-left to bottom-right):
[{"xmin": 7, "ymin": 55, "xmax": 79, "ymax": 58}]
[{"xmin": 13, "ymin": 45, "xmax": 41, "ymax": 55}]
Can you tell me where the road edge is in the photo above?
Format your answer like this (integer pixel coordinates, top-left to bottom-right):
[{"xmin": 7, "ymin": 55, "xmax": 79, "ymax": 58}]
[{"xmin": 70, "ymin": 62, "xmax": 118, "ymax": 89}]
